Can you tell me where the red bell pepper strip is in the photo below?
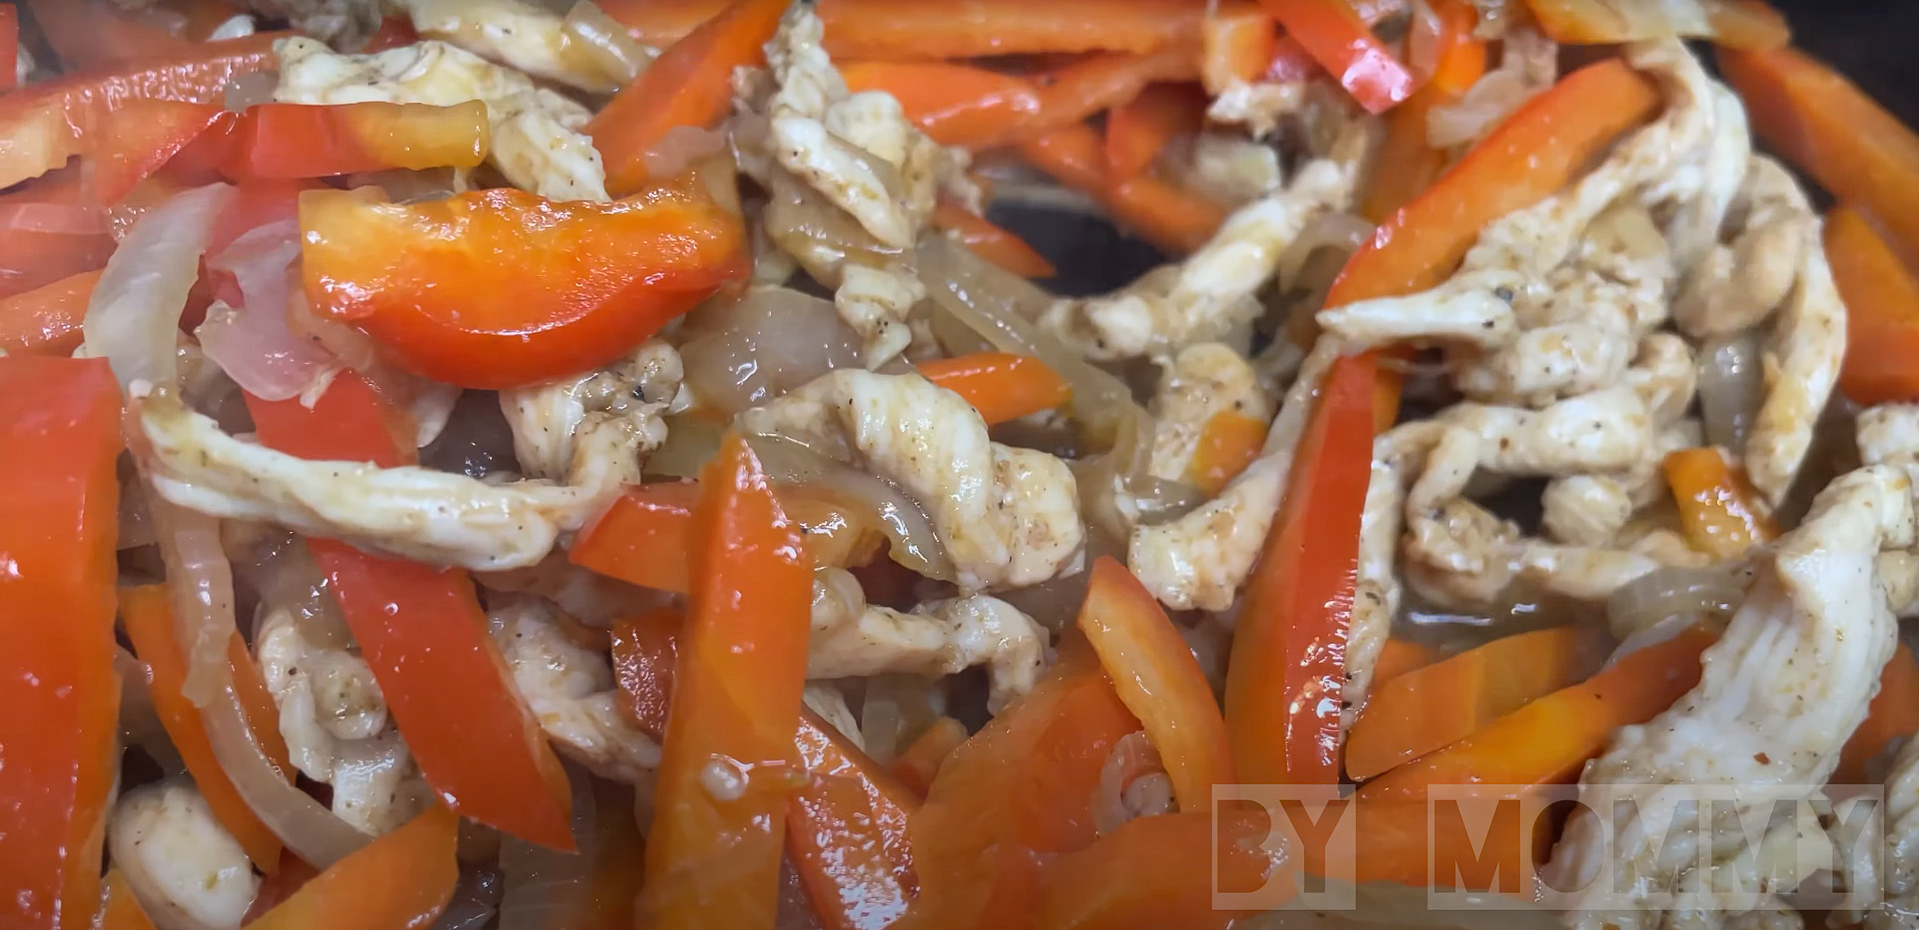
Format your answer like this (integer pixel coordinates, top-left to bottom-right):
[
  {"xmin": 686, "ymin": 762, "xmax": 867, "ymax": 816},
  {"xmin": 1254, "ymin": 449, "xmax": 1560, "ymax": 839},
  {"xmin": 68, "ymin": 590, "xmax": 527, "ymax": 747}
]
[
  {"xmin": 1077, "ymin": 556, "xmax": 1235, "ymax": 811},
  {"xmin": 364, "ymin": 14, "xmax": 422, "ymax": 52},
  {"xmin": 1526, "ymin": 0, "xmax": 1789, "ymax": 50},
  {"xmin": 789, "ymin": 710, "xmax": 921, "ymax": 930},
  {"xmin": 241, "ymin": 853, "xmax": 323, "ymax": 924},
  {"xmin": 244, "ymin": 805, "xmax": 459, "ymax": 930},
  {"xmin": 2, "ymin": 31, "xmax": 279, "ymax": 114},
  {"xmin": 890, "ymin": 717, "xmax": 968, "ymax": 798},
  {"xmin": 609, "ymin": 607, "xmax": 918, "ymax": 930},
  {"xmin": 211, "ymin": 102, "xmax": 491, "ymax": 180},
  {"xmin": 243, "ymin": 373, "xmax": 577, "ymax": 851},
  {"xmin": 0, "ymin": 173, "xmax": 118, "ymax": 302},
  {"xmin": 120, "ymin": 585, "xmax": 286, "ymax": 873},
  {"xmin": 1200, "ymin": 3, "xmax": 1277, "ymax": 94},
  {"xmin": 1829, "ymin": 204, "xmax": 1919, "ymax": 405},
  {"xmin": 637, "ymin": 433, "xmax": 815, "ymax": 929},
  {"xmin": 1355, "ymin": 627, "xmax": 1715, "ymax": 800},
  {"xmin": 0, "ymin": 355, "xmax": 123, "ymax": 930},
  {"xmin": 1224, "ymin": 351, "xmax": 1374, "ymax": 785},
  {"xmin": 1410, "ymin": 0, "xmax": 1487, "ymax": 96},
  {"xmin": 1258, "ymin": 0, "xmax": 1415, "ymax": 113},
  {"xmin": 1036, "ymin": 811, "xmax": 1289, "ymax": 930},
  {"xmin": 588, "ymin": 0, "xmax": 789, "ymax": 194},
  {"xmin": 98, "ymin": 870, "xmax": 160, "ymax": 930},
  {"xmin": 1018, "ymin": 124, "xmax": 1227, "ymax": 255},
  {"xmin": 298, "ymin": 180, "xmax": 746, "ymax": 389},
  {"xmin": 930, "ymin": 199, "xmax": 1057, "ymax": 278},
  {"xmin": 1029, "ymin": 47, "xmax": 1202, "ymax": 138},
  {"xmin": 896, "ymin": 650, "xmax": 1140, "ymax": 930},
  {"xmin": 81, "ymin": 99, "xmax": 227, "ymax": 206},
  {"xmin": 917, "ymin": 352, "xmax": 1073, "ymax": 426},
  {"xmin": 1721, "ymin": 45, "xmax": 1919, "ymax": 267},
  {"xmin": 840, "ymin": 61, "xmax": 1045, "ymax": 150},
  {"xmin": 0, "ymin": 269, "xmax": 100, "ymax": 356},
  {"xmin": 1104, "ymin": 83, "xmax": 1207, "ymax": 179},
  {"xmin": 0, "ymin": 5, "xmax": 16, "ymax": 91}
]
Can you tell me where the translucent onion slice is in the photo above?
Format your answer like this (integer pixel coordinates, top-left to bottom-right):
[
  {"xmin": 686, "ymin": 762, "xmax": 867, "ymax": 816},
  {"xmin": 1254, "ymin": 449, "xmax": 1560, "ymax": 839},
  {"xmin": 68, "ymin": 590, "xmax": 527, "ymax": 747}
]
[
  {"xmin": 84, "ymin": 183, "xmax": 234, "ymax": 392},
  {"xmin": 744, "ymin": 433, "xmax": 956, "ymax": 583}
]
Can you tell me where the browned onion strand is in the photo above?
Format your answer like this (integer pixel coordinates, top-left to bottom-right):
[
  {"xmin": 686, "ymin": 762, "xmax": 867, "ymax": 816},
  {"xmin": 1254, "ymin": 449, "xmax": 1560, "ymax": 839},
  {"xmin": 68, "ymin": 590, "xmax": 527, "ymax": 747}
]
[
  {"xmin": 744, "ymin": 433, "xmax": 956, "ymax": 583},
  {"xmin": 1697, "ymin": 331, "xmax": 1763, "ymax": 451},
  {"xmin": 917, "ymin": 235, "xmax": 1153, "ymax": 465},
  {"xmin": 679, "ymin": 288, "xmax": 862, "ymax": 415}
]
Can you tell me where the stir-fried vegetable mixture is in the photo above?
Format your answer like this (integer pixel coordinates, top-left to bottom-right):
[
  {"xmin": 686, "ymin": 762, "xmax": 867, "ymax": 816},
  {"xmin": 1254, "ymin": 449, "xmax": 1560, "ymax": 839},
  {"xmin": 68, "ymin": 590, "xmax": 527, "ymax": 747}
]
[{"xmin": 6, "ymin": 0, "xmax": 1919, "ymax": 927}]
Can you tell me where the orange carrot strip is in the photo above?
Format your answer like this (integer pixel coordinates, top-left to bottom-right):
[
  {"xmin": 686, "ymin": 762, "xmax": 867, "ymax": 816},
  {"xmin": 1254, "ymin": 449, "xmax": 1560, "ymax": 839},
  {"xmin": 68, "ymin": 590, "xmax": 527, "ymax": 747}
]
[
  {"xmin": 1344, "ymin": 626, "xmax": 1586, "ymax": 781},
  {"xmin": 841, "ymin": 61, "xmax": 1044, "ymax": 149},
  {"xmin": 1078, "ymin": 556, "xmax": 1235, "ymax": 811},
  {"xmin": 244, "ymin": 806, "xmax": 458, "ymax": 929},
  {"xmin": 1104, "ymin": 83, "xmax": 1207, "ymax": 179},
  {"xmin": 1018, "ymin": 123, "xmax": 1227, "ymax": 255},
  {"xmin": 0, "ymin": 268, "xmax": 101, "ymax": 356},
  {"xmin": 1368, "ymin": 639, "xmax": 1438, "ymax": 689},
  {"xmin": 1186, "ymin": 409, "xmax": 1268, "ymax": 495},
  {"xmin": 587, "ymin": 0, "xmax": 788, "ymax": 194},
  {"xmin": 1836, "ymin": 645, "xmax": 1919, "ymax": 786},
  {"xmin": 1356, "ymin": 627, "xmax": 1715, "ymax": 800},
  {"xmin": 891, "ymin": 717, "xmax": 969, "ymax": 798},
  {"xmin": 1201, "ymin": 4, "xmax": 1277, "ymax": 94},
  {"xmin": 930, "ymin": 199, "xmax": 1057, "ymax": 278},
  {"xmin": 918, "ymin": 352, "xmax": 1072, "ymax": 426},
  {"xmin": 120, "ymin": 585, "xmax": 285, "ymax": 873},
  {"xmin": 1662, "ymin": 447, "xmax": 1777, "ymax": 560},
  {"xmin": 1721, "ymin": 45, "xmax": 1919, "ymax": 266},
  {"xmin": 637, "ymin": 434, "xmax": 814, "ymax": 928},
  {"xmin": 1827, "ymin": 204, "xmax": 1919, "ymax": 405}
]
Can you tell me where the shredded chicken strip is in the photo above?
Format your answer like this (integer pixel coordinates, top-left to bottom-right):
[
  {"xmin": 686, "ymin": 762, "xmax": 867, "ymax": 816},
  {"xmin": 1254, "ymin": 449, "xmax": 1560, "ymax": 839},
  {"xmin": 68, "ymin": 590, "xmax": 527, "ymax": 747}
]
[
  {"xmin": 1672, "ymin": 158, "xmax": 1808, "ymax": 339},
  {"xmin": 1743, "ymin": 218, "xmax": 1846, "ymax": 507},
  {"xmin": 1039, "ymin": 130, "xmax": 1364, "ymax": 361},
  {"xmin": 810, "ymin": 567, "xmax": 1045, "ymax": 712},
  {"xmin": 736, "ymin": 370, "xmax": 1083, "ymax": 591},
  {"xmin": 109, "ymin": 782, "xmax": 260, "ymax": 930},
  {"xmin": 273, "ymin": 36, "xmax": 609, "ymax": 201},
  {"xmin": 1146, "ymin": 343, "xmax": 1276, "ymax": 484},
  {"xmin": 499, "ymin": 339, "xmax": 681, "ymax": 493},
  {"xmin": 1544, "ymin": 465, "xmax": 1912, "ymax": 929},
  {"xmin": 1344, "ymin": 423, "xmax": 1442, "ymax": 727},
  {"xmin": 397, "ymin": 0, "xmax": 647, "ymax": 93},
  {"xmin": 134, "ymin": 388, "xmax": 602, "ymax": 571},
  {"xmin": 489, "ymin": 597, "xmax": 661, "ymax": 783}
]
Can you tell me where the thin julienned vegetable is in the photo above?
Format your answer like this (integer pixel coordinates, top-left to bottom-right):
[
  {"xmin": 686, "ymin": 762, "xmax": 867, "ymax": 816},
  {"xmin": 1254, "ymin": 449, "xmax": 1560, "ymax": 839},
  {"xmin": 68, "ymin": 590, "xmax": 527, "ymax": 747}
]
[
  {"xmin": 1103, "ymin": 83, "xmax": 1207, "ymax": 180},
  {"xmin": 1017, "ymin": 123, "xmax": 1227, "ymax": 254},
  {"xmin": 891, "ymin": 717, "xmax": 969, "ymax": 798},
  {"xmin": 1826, "ymin": 204, "xmax": 1919, "ymax": 404},
  {"xmin": 1836, "ymin": 645, "xmax": 1919, "ymax": 786},
  {"xmin": 244, "ymin": 805, "xmax": 460, "ymax": 929},
  {"xmin": 930, "ymin": 198, "xmax": 1058, "ymax": 278},
  {"xmin": 1185, "ymin": 409, "xmax": 1268, "ymax": 495},
  {"xmin": 1258, "ymin": 0, "xmax": 1416, "ymax": 113},
  {"xmin": 1662, "ymin": 447, "xmax": 1778, "ymax": 560},
  {"xmin": 917, "ymin": 351, "xmax": 1073, "ymax": 426},
  {"xmin": 0, "ymin": 268, "xmax": 100, "ymax": 355}
]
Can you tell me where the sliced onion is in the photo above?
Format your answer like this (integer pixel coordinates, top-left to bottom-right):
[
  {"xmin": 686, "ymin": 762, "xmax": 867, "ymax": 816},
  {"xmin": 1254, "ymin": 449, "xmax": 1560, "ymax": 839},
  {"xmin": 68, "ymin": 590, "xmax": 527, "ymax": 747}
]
[
  {"xmin": 644, "ymin": 125, "xmax": 730, "ymax": 188},
  {"xmin": 1277, "ymin": 212, "xmax": 1374, "ymax": 293},
  {"xmin": 117, "ymin": 646, "xmax": 186, "ymax": 773},
  {"xmin": 498, "ymin": 767, "xmax": 597, "ymax": 930},
  {"xmin": 146, "ymin": 495, "xmax": 241, "ymax": 706},
  {"xmin": 563, "ymin": 1, "xmax": 655, "ymax": 86},
  {"xmin": 644, "ymin": 414, "xmax": 725, "ymax": 480},
  {"xmin": 432, "ymin": 866, "xmax": 504, "ymax": 930},
  {"xmin": 198, "ymin": 218, "xmax": 338, "ymax": 401},
  {"xmin": 1092, "ymin": 731, "xmax": 1174, "ymax": 836},
  {"xmin": 287, "ymin": 285, "xmax": 382, "ymax": 373},
  {"xmin": 344, "ymin": 168, "xmax": 465, "ymax": 203},
  {"xmin": 223, "ymin": 69, "xmax": 279, "ymax": 111},
  {"xmin": 918, "ymin": 235, "xmax": 1145, "ymax": 453},
  {"xmin": 201, "ymin": 680, "xmax": 372, "ymax": 868},
  {"xmin": 763, "ymin": 169, "xmax": 900, "ymax": 265},
  {"xmin": 1697, "ymin": 331, "xmax": 1763, "ymax": 451},
  {"xmin": 1605, "ymin": 562, "xmax": 1750, "ymax": 641},
  {"xmin": 858, "ymin": 675, "xmax": 942, "ymax": 765},
  {"xmin": 745, "ymin": 433, "xmax": 956, "ymax": 583},
  {"xmin": 85, "ymin": 183, "xmax": 234, "ymax": 391},
  {"xmin": 679, "ymin": 287, "xmax": 862, "ymax": 416}
]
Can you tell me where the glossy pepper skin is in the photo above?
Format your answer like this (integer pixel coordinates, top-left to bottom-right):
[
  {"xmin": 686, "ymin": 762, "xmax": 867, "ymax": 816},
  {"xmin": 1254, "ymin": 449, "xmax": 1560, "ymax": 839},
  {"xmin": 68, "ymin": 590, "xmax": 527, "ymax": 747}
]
[
  {"xmin": 0, "ymin": 355, "xmax": 123, "ymax": 930},
  {"xmin": 299, "ymin": 176, "xmax": 746, "ymax": 389}
]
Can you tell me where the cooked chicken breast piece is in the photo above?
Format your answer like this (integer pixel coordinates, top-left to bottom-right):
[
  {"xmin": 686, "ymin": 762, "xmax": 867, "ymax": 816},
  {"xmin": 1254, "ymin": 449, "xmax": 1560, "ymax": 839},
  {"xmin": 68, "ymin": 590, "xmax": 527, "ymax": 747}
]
[
  {"xmin": 1146, "ymin": 343, "xmax": 1275, "ymax": 484},
  {"xmin": 737, "ymin": 370, "xmax": 1083, "ymax": 592},
  {"xmin": 490, "ymin": 597, "xmax": 661, "ymax": 783},
  {"xmin": 499, "ymin": 339, "xmax": 681, "ymax": 493},
  {"xmin": 397, "ymin": 0, "xmax": 647, "ymax": 93},
  {"xmin": 109, "ymin": 782, "xmax": 261, "ymax": 930}
]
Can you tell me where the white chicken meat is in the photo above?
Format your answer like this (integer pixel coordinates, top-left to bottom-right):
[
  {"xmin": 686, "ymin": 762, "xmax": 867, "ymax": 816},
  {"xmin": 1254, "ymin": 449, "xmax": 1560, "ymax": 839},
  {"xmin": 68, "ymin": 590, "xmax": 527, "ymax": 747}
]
[
  {"xmin": 736, "ymin": 370, "xmax": 1084, "ymax": 592},
  {"xmin": 489, "ymin": 596, "xmax": 661, "ymax": 783},
  {"xmin": 1673, "ymin": 157, "xmax": 1809, "ymax": 340},
  {"xmin": 499, "ymin": 339, "xmax": 682, "ymax": 494},
  {"xmin": 1169, "ymin": 133, "xmax": 1285, "ymax": 208},
  {"xmin": 255, "ymin": 605, "xmax": 432, "ymax": 836},
  {"xmin": 1743, "ymin": 219, "xmax": 1845, "ymax": 508},
  {"xmin": 1543, "ymin": 464, "xmax": 1913, "ymax": 929},
  {"xmin": 109, "ymin": 782, "xmax": 260, "ymax": 930},
  {"xmin": 134, "ymin": 388, "xmax": 603, "ymax": 571},
  {"xmin": 1039, "ymin": 129, "xmax": 1365, "ymax": 361},
  {"xmin": 273, "ymin": 36, "xmax": 609, "ymax": 201},
  {"xmin": 810, "ymin": 567, "xmax": 1046, "ymax": 712},
  {"xmin": 1146, "ymin": 342, "xmax": 1276, "ymax": 484},
  {"xmin": 747, "ymin": 3, "xmax": 974, "ymax": 366},
  {"xmin": 397, "ymin": 0, "xmax": 648, "ymax": 93}
]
